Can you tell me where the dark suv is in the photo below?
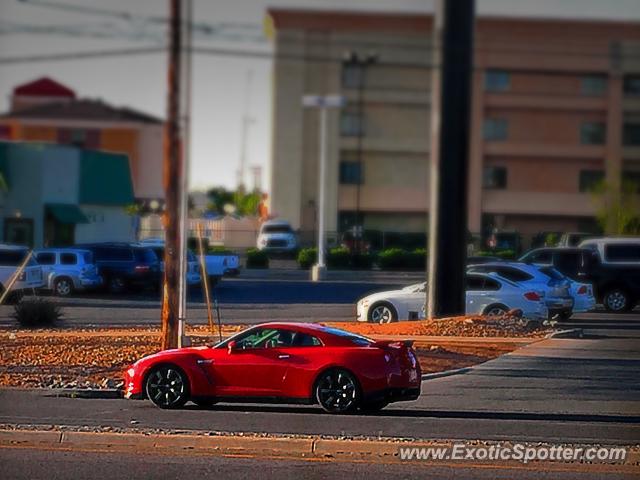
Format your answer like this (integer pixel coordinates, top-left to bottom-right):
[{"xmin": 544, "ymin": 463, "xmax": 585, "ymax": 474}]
[
  {"xmin": 76, "ymin": 243, "xmax": 160, "ymax": 294},
  {"xmin": 519, "ymin": 241, "xmax": 640, "ymax": 312}
]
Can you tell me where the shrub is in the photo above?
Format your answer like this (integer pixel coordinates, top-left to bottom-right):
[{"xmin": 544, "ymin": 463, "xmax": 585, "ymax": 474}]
[
  {"xmin": 350, "ymin": 252, "xmax": 375, "ymax": 270},
  {"xmin": 377, "ymin": 248, "xmax": 407, "ymax": 270},
  {"xmin": 297, "ymin": 248, "xmax": 317, "ymax": 270},
  {"xmin": 327, "ymin": 247, "xmax": 351, "ymax": 269},
  {"xmin": 405, "ymin": 248, "xmax": 427, "ymax": 270},
  {"xmin": 476, "ymin": 249, "xmax": 516, "ymax": 260},
  {"xmin": 245, "ymin": 248, "xmax": 269, "ymax": 269},
  {"xmin": 12, "ymin": 298, "xmax": 62, "ymax": 328}
]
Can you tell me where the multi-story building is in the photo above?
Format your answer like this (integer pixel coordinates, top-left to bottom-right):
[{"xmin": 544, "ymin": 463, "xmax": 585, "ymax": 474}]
[
  {"xmin": 267, "ymin": 9, "xmax": 640, "ymax": 247},
  {"xmin": 0, "ymin": 77, "xmax": 164, "ymax": 202}
]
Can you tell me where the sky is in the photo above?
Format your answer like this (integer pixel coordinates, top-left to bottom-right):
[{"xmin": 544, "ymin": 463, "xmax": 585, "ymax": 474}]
[{"xmin": 1, "ymin": 0, "xmax": 640, "ymax": 194}]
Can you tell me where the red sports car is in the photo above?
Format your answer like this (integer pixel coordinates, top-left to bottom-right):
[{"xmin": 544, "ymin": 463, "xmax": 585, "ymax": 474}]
[{"xmin": 124, "ymin": 322, "xmax": 421, "ymax": 413}]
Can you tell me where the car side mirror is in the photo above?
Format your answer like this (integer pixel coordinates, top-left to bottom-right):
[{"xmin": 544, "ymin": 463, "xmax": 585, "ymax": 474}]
[{"xmin": 227, "ymin": 340, "xmax": 237, "ymax": 354}]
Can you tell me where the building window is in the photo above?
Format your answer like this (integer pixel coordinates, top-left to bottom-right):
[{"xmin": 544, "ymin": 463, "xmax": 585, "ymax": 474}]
[
  {"xmin": 624, "ymin": 75, "xmax": 640, "ymax": 96},
  {"xmin": 339, "ymin": 161, "xmax": 363, "ymax": 185},
  {"xmin": 482, "ymin": 166, "xmax": 507, "ymax": 189},
  {"xmin": 485, "ymin": 70, "xmax": 510, "ymax": 92},
  {"xmin": 579, "ymin": 170, "xmax": 604, "ymax": 192},
  {"xmin": 623, "ymin": 123, "xmax": 640, "ymax": 146},
  {"xmin": 580, "ymin": 75, "xmax": 607, "ymax": 96},
  {"xmin": 70, "ymin": 129, "xmax": 87, "ymax": 147},
  {"xmin": 340, "ymin": 111, "xmax": 364, "ymax": 137},
  {"xmin": 580, "ymin": 122, "xmax": 606, "ymax": 145},
  {"xmin": 342, "ymin": 64, "xmax": 363, "ymax": 89},
  {"xmin": 483, "ymin": 118, "xmax": 508, "ymax": 141}
]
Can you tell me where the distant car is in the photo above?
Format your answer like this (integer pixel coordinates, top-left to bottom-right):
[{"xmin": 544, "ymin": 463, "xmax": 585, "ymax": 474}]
[
  {"xmin": 76, "ymin": 243, "xmax": 161, "ymax": 294},
  {"xmin": 256, "ymin": 220, "xmax": 298, "ymax": 252},
  {"xmin": 124, "ymin": 322, "xmax": 421, "ymax": 413},
  {"xmin": 557, "ymin": 232, "xmax": 598, "ymax": 247},
  {"xmin": 357, "ymin": 273, "xmax": 548, "ymax": 323},
  {"xmin": 467, "ymin": 262, "xmax": 574, "ymax": 319},
  {"xmin": 139, "ymin": 244, "xmax": 202, "ymax": 287},
  {"xmin": 0, "ymin": 245, "xmax": 44, "ymax": 300},
  {"xmin": 466, "ymin": 255, "xmax": 503, "ymax": 265},
  {"xmin": 34, "ymin": 248, "xmax": 102, "ymax": 296},
  {"xmin": 520, "ymin": 239, "xmax": 640, "ymax": 312}
]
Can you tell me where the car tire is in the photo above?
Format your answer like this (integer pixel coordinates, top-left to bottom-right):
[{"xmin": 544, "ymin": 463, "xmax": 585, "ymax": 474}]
[
  {"xmin": 368, "ymin": 302, "xmax": 398, "ymax": 324},
  {"xmin": 54, "ymin": 277, "xmax": 74, "ymax": 297},
  {"xmin": 360, "ymin": 400, "xmax": 389, "ymax": 413},
  {"xmin": 315, "ymin": 368, "xmax": 361, "ymax": 414},
  {"xmin": 483, "ymin": 304, "xmax": 509, "ymax": 317},
  {"xmin": 145, "ymin": 364, "xmax": 189, "ymax": 409},
  {"xmin": 556, "ymin": 310, "xmax": 572, "ymax": 321},
  {"xmin": 603, "ymin": 288, "xmax": 632, "ymax": 313},
  {"xmin": 193, "ymin": 398, "xmax": 217, "ymax": 409},
  {"xmin": 107, "ymin": 276, "xmax": 126, "ymax": 294}
]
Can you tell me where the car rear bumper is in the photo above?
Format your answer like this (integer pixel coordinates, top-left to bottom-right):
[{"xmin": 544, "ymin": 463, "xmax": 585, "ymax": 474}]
[{"xmin": 365, "ymin": 386, "xmax": 421, "ymax": 404}]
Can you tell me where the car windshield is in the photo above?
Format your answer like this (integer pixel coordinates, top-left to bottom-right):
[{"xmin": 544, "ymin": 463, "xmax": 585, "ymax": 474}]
[
  {"xmin": 0, "ymin": 249, "xmax": 32, "ymax": 266},
  {"xmin": 402, "ymin": 282, "xmax": 426, "ymax": 293},
  {"xmin": 262, "ymin": 225, "xmax": 292, "ymax": 234}
]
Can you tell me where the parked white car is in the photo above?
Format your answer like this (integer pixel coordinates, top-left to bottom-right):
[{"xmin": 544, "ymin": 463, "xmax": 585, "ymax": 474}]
[
  {"xmin": 0, "ymin": 245, "xmax": 44, "ymax": 298},
  {"xmin": 357, "ymin": 272, "xmax": 548, "ymax": 323},
  {"xmin": 256, "ymin": 219, "xmax": 298, "ymax": 252},
  {"xmin": 34, "ymin": 248, "xmax": 102, "ymax": 296}
]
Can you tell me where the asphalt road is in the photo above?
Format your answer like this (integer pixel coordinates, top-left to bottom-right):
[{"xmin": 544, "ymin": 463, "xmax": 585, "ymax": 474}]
[
  {"xmin": 1, "ymin": 447, "xmax": 635, "ymax": 480},
  {"xmin": 1, "ymin": 318, "xmax": 638, "ymax": 445}
]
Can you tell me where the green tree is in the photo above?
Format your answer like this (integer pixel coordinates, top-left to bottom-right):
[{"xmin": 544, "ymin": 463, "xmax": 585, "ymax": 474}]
[
  {"xmin": 593, "ymin": 179, "xmax": 640, "ymax": 235},
  {"xmin": 206, "ymin": 187, "xmax": 235, "ymax": 215}
]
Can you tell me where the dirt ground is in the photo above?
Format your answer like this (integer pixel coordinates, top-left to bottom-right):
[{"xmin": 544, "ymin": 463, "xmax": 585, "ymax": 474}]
[{"xmin": 0, "ymin": 320, "xmax": 539, "ymax": 389}]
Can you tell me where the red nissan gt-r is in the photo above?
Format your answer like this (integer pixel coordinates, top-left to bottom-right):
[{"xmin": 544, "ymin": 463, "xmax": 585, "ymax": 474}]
[{"xmin": 124, "ymin": 322, "xmax": 421, "ymax": 413}]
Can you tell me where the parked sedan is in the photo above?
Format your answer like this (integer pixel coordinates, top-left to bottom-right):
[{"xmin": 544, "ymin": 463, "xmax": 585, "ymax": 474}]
[
  {"xmin": 124, "ymin": 323, "xmax": 421, "ymax": 413},
  {"xmin": 467, "ymin": 262, "xmax": 574, "ymax": 319},
  {"xmin": 34, "ymin": 248, "xmax": 102, "ymax": 296},
  {"xmin": 357, "ymin": 273, "xmax": 548, "ymax": 323}
]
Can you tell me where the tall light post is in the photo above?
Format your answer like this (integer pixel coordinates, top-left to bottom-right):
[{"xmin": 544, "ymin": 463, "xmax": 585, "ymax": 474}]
[
  {"xmin": 303, "ymin": 94, "xmax": 344, "ymax": 282},
  {"xmin": 342, "ymin": 51, "xmax": 378, "ymax": 253}
]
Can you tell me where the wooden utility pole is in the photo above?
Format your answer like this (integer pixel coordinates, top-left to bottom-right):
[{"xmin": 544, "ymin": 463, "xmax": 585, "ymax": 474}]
[
  {"xmin": 161, "ymin": 0, "xmax": 182, "ymax": 350},
  {"xmin": 426, "ymin": 0, "xmax": 475, "ymax": 318}
]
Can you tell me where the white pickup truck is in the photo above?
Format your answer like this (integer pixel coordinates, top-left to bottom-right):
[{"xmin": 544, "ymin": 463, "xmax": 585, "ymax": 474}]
[
  {"xmin": 138, "ymin": 239, "xmax": 239, "ymax": 286},
  {"xmin": 0, "ymin": 245, "xmax": 45, "ymax": 300}
]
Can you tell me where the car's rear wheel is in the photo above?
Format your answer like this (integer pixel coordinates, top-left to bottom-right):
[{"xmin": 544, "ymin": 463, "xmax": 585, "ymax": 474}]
[
  {"xmin": 484, "ymin": 304, "xmax": 508, "ymax": 317},
  {"xmin": 108, "ymin": 276, "xmax": 126, "ymax": 294},
  {"xmin": 54, "ymin": 277, "xmax": 73, "ymax": 297},
  {"xmin": 315, "ymin": 368, "xmax": 360, "ymax": 414},
  {"xmin": 145, "ymin": 365, "xmax": 189, "ymax": 409},
  {"xmin": 603, "ymin": 288, "xmax": 631, "ymax": 313},
  {"xmin": 368, "ymin": 302, "xmax": 397, "ymax": 324}
]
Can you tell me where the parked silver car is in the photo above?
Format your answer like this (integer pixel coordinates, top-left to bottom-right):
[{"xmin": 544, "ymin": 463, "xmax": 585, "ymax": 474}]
[
  {"xmin": 34, "ymin": 248, "xmax": 102, "ymax": 296},
  {"xmin": 0, "ymin": 245, "xmax": 44, "ymax": 300}
]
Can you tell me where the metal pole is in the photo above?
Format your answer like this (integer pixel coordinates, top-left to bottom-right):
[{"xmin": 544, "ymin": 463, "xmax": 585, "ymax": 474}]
[
  {"xmin": 427, "ymin": 0, "xmax": 475, "ymax": 318},
  {"xmin": 177, "ymin": 0, "xmax": 192, "ymax": 348},
  {"xmin": 161, "ymin": 0, "xmax": 182, "ymax": 350},
  {"xmin": 317, "ymin": 106, "xmax": 327, "ymax": 268}
]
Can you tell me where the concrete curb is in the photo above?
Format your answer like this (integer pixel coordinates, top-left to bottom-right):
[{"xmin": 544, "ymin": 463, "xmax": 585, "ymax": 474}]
[
  {"xmin": 1, "ymin": 429, "xmax": 638, "ymax": 465},
  {"xmin": 421, "ymin": 366, "xmax": 473, "ymax": 381},
  {"xmin": 44, "ymin": 389, "xmax": 122, "ymax": 399},
  {"xmin": 546, "ymin": 328, "xmax": 583, "ymax": 339}
]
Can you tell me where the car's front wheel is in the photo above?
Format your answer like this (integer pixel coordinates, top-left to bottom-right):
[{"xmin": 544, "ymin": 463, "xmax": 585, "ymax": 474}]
[
  {"xmin": 315, "ymin": 368, "xmax": 360, "ymax": 414},
  {"xmin": 603, "ymin": 288, "xmax": 632, "ymax": 313},
  {"xmin": 145, "ymin": 365, "xmax": 189, "ymax": 409},
  {"xmin": 368, "ymin": 302, "xmax": 397, "ymax": 324}
]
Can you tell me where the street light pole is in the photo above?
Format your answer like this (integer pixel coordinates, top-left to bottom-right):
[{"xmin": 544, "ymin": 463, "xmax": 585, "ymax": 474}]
[{"xmin": 302, "ymin": 94, "xmax": 345, "ymax": 282}]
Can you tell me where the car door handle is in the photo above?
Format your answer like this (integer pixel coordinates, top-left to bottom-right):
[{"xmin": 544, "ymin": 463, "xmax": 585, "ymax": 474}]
[{"xmin": 278, "ymin": 354, "xmax": 290, "ymax": 360}]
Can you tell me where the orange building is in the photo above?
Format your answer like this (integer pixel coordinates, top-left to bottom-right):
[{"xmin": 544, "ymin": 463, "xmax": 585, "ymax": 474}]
[
  {"xmin": 0, "ymin": 77, "xmax": 164, "ymax": 202},
  {"xmin": 266, "ymin": 10, "xmax": 640, "ymax": 247}
]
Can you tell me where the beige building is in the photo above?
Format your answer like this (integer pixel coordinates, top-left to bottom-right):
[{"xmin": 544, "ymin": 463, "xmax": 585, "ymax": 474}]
[{"xmin": 266, "ymin": 10, "xmax": 640, "ymax": 245}]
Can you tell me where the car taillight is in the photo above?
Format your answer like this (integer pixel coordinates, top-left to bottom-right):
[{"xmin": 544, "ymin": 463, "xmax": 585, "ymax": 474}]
[
  {"xmin": 524, "ymin": 291, "xmax": 541, "ymax": 301},
  {"xmin": 135, "ymin": 265, "xmax": 150, "ymax": 273},
  {"xmin": 577, "ymin": 285, "xmax": 587, "ymax": 295}
]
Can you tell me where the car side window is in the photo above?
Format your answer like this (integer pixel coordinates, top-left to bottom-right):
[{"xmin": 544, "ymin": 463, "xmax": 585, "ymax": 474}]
[
  {"xmin": 36, "ymin": 252, "xmax": 56, "ymax": 265},
  {"xmin": 495, "ymin": 267, "xmax": 533, "ymax": 282},
  {"xmin": 554, "ymin": 252, "xmax": 581, "ymax": 277},
  {"xmin": 60, "ymin": 253, "xmax": 77, "ymax": 265},
  {"xmin": 234, "ymin": 328, "xmax": 291, "ymax": 349},
  {"xmin": 604, "ymin": 244, "xmax": 640, "ymax": 262},
  {"xmin": 529, "ymin": 250, "xmax": 552, "ymax": 264},
  {"xmin": 483, "ymin": 278, "xmax": 501, "ymax": 291},
  {"xmin": 290, "ymin": 333, "xmax": 322, "ymax": 347},
  {"xmin": 465, "ymin": 275, "xmax": 485, "ymax": 290}
]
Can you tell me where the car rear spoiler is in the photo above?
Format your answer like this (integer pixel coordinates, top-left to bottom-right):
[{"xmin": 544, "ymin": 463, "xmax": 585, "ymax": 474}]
[{"xmin": 373, "ymin": 339, "xmax": 414, "ymax": 348}]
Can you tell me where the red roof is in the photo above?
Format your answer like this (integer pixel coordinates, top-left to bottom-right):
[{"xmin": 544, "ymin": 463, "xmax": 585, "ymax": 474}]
[{"xmin": 13, "ymin": 77, "xmax": 76, "ymax": 98}]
